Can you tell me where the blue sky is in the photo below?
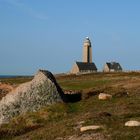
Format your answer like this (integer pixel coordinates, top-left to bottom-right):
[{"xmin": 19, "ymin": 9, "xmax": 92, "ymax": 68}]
[{"xmin": 0, "ymin": 0, "xmax": 140, "ymax": 75}]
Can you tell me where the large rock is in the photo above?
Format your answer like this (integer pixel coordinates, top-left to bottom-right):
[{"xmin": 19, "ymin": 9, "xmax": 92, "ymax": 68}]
[{"xmin": 0, "ymin": 70, "xmax": 65, "ymax": 125}]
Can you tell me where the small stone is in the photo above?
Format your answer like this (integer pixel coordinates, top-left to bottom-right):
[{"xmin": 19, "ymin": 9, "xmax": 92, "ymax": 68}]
[
  {"xmin": 80, "ymin": 125, "xmax": 103, "ymax": 132},
  {"xmin": 125, "ymin": 120, "xmax": 140, "ymax": 127},
  {"xmin": 98, "ymin": 93, "xmax": 112, "ymax": 100}
]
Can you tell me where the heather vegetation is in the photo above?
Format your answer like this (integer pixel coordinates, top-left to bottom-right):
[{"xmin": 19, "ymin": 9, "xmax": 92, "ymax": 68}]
[{"xmin": 0, "ymin": 72, "xmax": 140, "ymax": 140}]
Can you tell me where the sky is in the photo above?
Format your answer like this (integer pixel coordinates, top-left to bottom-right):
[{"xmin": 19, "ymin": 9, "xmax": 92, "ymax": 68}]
[{"xmin": 0, "ymin": 0, "xmax": 140, "ymax": 75}]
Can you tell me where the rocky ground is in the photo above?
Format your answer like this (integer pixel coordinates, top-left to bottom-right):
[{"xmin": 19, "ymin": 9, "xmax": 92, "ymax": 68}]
[{"xmin": 0, "ymin": 72, "xmax": 140, "ymax": 140}]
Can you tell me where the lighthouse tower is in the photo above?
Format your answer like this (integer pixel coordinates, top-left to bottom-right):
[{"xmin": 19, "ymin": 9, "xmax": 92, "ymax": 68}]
[
  {"xmin": 71, "ymin": 37, "xmax": 97, "ymax": 74},
  {"xmin": 83, "ymin": 37, "xmax": 92, "ymax": 63}
]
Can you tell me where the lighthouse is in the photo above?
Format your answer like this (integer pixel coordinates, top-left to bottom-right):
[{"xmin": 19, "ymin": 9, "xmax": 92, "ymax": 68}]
[
  {"xmin": 83, "ymin": 37, "xmax": 92, "ymax": 63},
  {"xmin": 71, "ymin": 37, "xmax": 97, "ymax": 74}
]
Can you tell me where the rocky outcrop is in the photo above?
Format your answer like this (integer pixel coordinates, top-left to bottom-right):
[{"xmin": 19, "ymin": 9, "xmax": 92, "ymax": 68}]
[
  {"xmin": 0, "ymin": 70, "xmax": 65, "ymax": 125},
  {"xmin": 64, "ymin": 90, "xmax": 81, "ymax": 103}
]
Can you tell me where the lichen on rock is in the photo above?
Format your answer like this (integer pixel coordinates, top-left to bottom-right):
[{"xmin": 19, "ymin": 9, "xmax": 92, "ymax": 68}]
[{"xmin": 0, "ymin": 70, "xmax": 64, "ymax": 125}]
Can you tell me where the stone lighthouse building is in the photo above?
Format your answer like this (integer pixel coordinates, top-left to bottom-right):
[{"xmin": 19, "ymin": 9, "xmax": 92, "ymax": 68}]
[
  {"xmin": 71, "ymin": 37, "xmax": 97, "ymax": 74},
  {"xmin": 83, "ymin": 37, "xmax": 92, "ymax": 63}
]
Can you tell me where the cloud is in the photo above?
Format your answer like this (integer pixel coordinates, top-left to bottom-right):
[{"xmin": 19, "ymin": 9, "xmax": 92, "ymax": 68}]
[{"xmin": 3, "ymin": 0, "xmax": 48, "ymax": 20}]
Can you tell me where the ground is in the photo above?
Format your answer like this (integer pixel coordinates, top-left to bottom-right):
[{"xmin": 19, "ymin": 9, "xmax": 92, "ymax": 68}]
[{"xmin": 0, "ymin": 72, "xmax": 140, "ymax": 140}]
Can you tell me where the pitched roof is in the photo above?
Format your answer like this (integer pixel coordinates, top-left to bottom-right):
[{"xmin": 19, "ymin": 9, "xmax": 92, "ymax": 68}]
[
  {"xmin": 106, "ymin": 62, "xmax": 122, "ymax": 70},
  {"xmin": 76, "ymin": 62, "xmax": 97, "ymax": 71}
]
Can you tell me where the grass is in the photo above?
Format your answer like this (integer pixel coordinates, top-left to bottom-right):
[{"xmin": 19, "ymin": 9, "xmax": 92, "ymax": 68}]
[
  {"xmin": 57, "ymin": 72, "xmax": 140, "ymax": 91},
  {"xmin": 58, "ymin": 79, "xmax": 111, "ymax": 90},
  {"xmin": 0, "ymin": 72, "xmax": 140, "ymax": 139},
  {"xmin": 0, "ymin": 76, "xmax": 33, "ymax": 85}
]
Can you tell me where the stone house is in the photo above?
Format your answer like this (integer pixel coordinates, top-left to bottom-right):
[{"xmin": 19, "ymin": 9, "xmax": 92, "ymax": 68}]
[
  {"xmin": 103, "ymin": 62, "xmax": 122, "ymax": 72},
  {"xmin": 71, "ymin": 61, "xmax": 97, "ymax": 74}
]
